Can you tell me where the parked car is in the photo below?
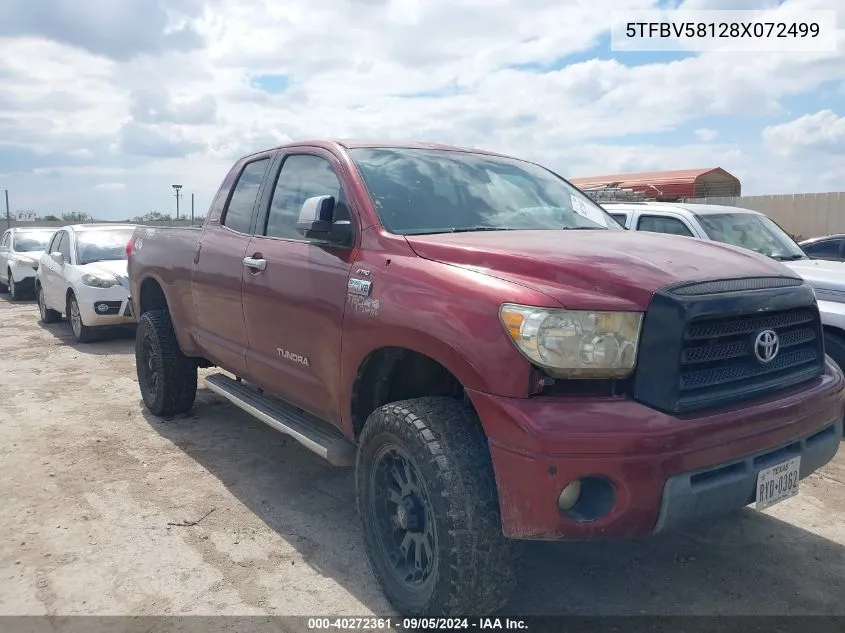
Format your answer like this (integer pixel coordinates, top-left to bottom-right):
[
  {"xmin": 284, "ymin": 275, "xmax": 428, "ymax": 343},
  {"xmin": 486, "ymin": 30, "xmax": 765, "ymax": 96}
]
[
  {"xmin": 128, "ymin": 140, "xmax": 844, "ymax": 617},
  {"xmin": 36, "ymin": 224, "xmax": 137, "ymax": 342},
  {"xmin": 799, "ymin": 234, "xmax": 845, "ymax": 262},
  {"xmin": 604, "ymin": 202, "xmax": 845, "ymax": 372},
  {"xmin": 0, "ymin": 226, "xmax": 56, "ymax": 300}
]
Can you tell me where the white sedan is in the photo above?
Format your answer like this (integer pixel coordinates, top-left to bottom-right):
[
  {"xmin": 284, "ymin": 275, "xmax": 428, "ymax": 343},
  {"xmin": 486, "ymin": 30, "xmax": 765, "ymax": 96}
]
[
  {"xmin": 0, "ymin": 227, "xmax": 56, "ymax": 301},
  {"xmin": 36, "ymin": 224, "xmax": 137, "ymax": 343}
]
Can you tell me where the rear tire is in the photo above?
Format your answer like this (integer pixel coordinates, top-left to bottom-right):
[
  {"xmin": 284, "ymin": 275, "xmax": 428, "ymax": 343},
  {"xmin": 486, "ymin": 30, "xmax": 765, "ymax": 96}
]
[
  {"xmin": 37, "ymin": 286, "xmax": 61, "ymax": 323},
  {"xmin": 7, "ymin": 270, "xmax": 21, "ymax": 301},
  {"xmin": 136, "ymin": 310, "xmax": 197, "ymax": 416},
  {"xmin": 356, "ymin": 396, "xmax": 517, "ymax": 617},
  {"xmin": 824, "ymin": 331, "xmax": 845, "ymax": 375}
]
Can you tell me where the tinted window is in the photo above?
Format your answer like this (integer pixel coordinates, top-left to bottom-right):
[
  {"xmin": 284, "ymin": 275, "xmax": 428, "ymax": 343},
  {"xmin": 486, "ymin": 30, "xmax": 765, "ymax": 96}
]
[
  {"xmin": 803, "ymin": 239, "xmax": 841, "ymax": 258},
  {"xmin": 57, "ymin": 232, "xmax": 71, "ymax": 260},
  {"xmin": 609, "ymin": 213, "xmax": 628, "ymax": 226},
  {"xmin": 223, "ymin": 158, "xmax": 270, "ymax": 234},
  {"xmin": 637, "ymin": 215, "xmax": 694, "ymax": 237},
  {"xmin": 0, "ymin": 231, "xmax": 9, "ymax": 248},
  {"xmin": 46, "ymin": 232, "xmax": 60, "ymax": 254},
  {"xmin": 348, "ymin": 147, "xmax": 620, "ymax": 235},
  {"xmin": 13, "ymin": 230, "xmax": 53, "ymax": 252},
  {"xmin": 75, "ymin": 228, "xmax": 135, "ymax": 265},
  {"xmin": 264, "ymin": 155, "xmax": 345, "ymax": 239}
]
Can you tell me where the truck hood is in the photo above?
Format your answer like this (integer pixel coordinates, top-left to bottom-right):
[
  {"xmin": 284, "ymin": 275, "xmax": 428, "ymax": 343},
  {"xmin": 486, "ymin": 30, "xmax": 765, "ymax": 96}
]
[
  {"xmin": 782, "ymin": 258, "xmax": 845, "ymax": 292},
  {"xmin": 404, "ymin": 230, "xmax": 799, "ymax": 310}
]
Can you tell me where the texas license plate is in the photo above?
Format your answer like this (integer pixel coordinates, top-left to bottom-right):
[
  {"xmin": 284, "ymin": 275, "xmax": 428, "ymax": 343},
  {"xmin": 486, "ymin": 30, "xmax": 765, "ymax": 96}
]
[{"xmin": 755, "ymin": 456, "xmax": 801, "ymax": 511}]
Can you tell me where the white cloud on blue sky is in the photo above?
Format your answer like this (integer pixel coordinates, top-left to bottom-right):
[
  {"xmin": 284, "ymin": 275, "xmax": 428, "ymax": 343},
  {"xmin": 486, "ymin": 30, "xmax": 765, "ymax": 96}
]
[{"xmin": 0, "ymin": 0, "xmax": 843, "ymax": 220}]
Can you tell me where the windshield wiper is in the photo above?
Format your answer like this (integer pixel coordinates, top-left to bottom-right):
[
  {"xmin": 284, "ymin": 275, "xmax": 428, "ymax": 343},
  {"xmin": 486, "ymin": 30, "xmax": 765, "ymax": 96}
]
[
  {"xmin": 772, "ymin": 254, "xmax": 807, "ymax": 261},
  {"xmin": 560, "ymin": 226, "xmax": 603, "ymax": 230},
  {"xmin": 445, "ymin": 226, "xmax": 512, "ymax": 233}
]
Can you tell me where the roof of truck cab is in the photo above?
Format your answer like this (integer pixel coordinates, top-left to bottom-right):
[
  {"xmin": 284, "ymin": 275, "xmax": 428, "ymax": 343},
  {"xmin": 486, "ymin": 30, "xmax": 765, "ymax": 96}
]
[
  {"xmin": 245, "ymin": 139, "xmax": 513, "ymax": 160},
  {"xmin": 602, "ymin": 201, "xmax": 763, "ymax": 217}
]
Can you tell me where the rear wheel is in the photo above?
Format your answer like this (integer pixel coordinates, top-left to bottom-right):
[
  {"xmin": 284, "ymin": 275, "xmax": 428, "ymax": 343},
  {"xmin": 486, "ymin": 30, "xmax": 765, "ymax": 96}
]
[
  {"xmin": 37, "ymin": 286, "xmax": 61, "ymax": 323},
  {"xmin": 67, "ymin": 293, "xmax": 96, "ymax": 343},
  {"xmin": 135, "ymin": 310, "xmax": 197, "ymax": 416},
  {"xmin": 356, "ymin": 397, "xmax": 517, "ymax": 617}
]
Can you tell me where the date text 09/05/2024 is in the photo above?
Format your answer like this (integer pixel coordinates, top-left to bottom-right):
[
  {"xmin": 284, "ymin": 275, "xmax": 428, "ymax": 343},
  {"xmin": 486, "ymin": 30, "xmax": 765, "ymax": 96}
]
[{"xmin": 307, "ymin": 618, "xmax": 528, "ymax": 630}]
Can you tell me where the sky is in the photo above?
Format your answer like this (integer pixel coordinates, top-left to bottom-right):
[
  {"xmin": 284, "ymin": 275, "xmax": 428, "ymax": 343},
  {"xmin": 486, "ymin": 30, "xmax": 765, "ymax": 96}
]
[{"xmin": 0, "ymin": 0, "xmax": 843, "ymax": 221}]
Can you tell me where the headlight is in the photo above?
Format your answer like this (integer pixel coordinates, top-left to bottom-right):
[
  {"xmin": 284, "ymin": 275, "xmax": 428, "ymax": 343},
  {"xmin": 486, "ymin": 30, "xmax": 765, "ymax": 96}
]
[
  {"xmin": 81, "ymin": 273, "xmax": 117, "ymax": 288},
  {"xmin": 499, "ymin": 303, "xmax": 643, "ymax": 378}
]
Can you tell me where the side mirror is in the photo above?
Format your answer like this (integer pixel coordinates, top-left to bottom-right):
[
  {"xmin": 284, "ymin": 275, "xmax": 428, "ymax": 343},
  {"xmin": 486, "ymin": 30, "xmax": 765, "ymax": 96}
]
[
  {"xmin": 50, "ymin": 252, "xmax": 64, "ymax": 265},
  {"xmin": 296, "ymin": 195, "xmax": 353, "ymax": 245}
]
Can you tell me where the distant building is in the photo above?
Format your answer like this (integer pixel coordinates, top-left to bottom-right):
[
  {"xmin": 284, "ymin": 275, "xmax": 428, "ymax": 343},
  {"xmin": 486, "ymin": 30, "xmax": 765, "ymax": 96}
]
[{"xmin": 570, "ymin": 167, "xmax": 741, "ymax": 202}]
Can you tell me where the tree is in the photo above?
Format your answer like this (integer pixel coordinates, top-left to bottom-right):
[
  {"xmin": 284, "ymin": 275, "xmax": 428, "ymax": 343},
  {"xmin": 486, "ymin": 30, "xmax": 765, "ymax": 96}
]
[
  {"xmin": 43, "ymin": 214, "xmax": 61, "ymax": 221},
  {"xmin": 132, "ymin": 211, "xmax": 172, "ymax": 223},
  {"xmin": 62, "ymin": 211, "xmax": 91, "ymax": 222}
]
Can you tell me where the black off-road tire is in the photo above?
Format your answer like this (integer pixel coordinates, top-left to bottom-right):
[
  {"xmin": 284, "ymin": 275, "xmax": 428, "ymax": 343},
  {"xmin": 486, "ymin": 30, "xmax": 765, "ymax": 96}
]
[
  {"xmin": 37, "ymin": 285, "xmax": 61, "ymax": 323},
  {"xmin": 135, "ymin": 310, "xmax": 197, "ymax": 417},
  {"xmin": 824, "ymin": 331, "xmax": 845, "ymax": 376},
  {"xmin": 356, "ymin": 396, "xmax": 517, "ymax": 617}
]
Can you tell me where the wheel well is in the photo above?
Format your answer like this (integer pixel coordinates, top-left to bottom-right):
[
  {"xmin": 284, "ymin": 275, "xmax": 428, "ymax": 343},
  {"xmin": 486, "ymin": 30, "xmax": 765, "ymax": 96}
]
[
  {"xmin": 351, "ymin": 347, "xmax": 466, "ymax": 437},
  {"xmin": 823, "ymin": 324, "xmax": 845, "ymax": 341},
  {"xmin": 138, "ymin": 278, "xmax": 168, "ymax": 315}
]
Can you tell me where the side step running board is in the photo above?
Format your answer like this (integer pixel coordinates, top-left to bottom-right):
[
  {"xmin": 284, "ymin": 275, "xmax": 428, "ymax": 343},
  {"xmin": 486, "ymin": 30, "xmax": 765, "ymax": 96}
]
[{"xmin": 204, "ymin": 373, "xmax": 356, "ymax": 467}]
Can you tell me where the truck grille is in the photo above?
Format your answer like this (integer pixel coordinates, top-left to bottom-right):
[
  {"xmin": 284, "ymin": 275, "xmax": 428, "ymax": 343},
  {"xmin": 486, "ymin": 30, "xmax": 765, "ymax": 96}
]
[
  {"xmin": 632, "ymin": 278, "xmax": 825, "ymax": 414},
  {"xmin": 678, "ymin": 308, "xmax": 822, "ymax": 409}
]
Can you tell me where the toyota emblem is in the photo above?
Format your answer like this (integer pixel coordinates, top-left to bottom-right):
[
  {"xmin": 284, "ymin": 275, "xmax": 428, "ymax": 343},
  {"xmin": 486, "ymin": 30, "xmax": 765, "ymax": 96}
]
[{"xmin": 753, "ymin": 329, "xmax": 780, "ymax": 363}]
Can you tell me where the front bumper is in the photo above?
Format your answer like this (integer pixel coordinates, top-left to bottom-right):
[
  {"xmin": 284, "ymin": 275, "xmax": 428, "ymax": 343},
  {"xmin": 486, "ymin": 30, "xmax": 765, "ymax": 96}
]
[
  {"xmin": 469, "ymin": 359, "xmax": 845, "ymax": 541},
  {"xmin": 75, "ymin": 284, "xmax": 135, "ymax": 327},
  {"xmin": 9, "ymin": 261, "xmax": 39, "ymax": 284}
]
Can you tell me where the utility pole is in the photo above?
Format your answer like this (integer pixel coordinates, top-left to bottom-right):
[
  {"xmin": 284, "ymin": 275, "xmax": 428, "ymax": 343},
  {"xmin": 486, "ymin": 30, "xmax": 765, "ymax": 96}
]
[
  {"xmin": 191, "ymin": 193, "xmax": 195, "ymax": 225},
  {"xmin": 172, "ymin": 184, "xmax": 182, "ymax": 221},
  {"xmin": 4, "ymin": 189, "xmax": 10, "ymax": 229}
]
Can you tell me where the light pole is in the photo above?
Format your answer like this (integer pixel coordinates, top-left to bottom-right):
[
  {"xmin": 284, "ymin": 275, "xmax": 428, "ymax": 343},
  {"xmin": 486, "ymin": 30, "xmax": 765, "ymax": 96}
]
[{"xmin": 172, "ymin": 184, "xmax": 182, "ymax": 220}]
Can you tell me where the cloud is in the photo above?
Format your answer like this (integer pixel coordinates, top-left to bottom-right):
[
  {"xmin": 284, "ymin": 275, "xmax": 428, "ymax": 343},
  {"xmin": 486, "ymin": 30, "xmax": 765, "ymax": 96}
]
[
  {"xmin": 762, "ymin": 110, "xmax": 845, "ymax": 156},
  {"xmin": 0, "ymin": 0, "xmax": 843, "ymax": 219},
  {"xmin": 694, "ymin": 128, "xmax": 718, "ymax": 141},
  {"xmin": 94, "ymin": 182, "xmax": 125, "ymax": 190}
]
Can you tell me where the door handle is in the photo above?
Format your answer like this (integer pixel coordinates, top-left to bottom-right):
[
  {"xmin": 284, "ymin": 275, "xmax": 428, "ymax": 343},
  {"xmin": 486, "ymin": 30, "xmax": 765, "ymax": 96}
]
[{"xmin": 243, "ymin": 257, "xmax": 266, "ymax": 271}]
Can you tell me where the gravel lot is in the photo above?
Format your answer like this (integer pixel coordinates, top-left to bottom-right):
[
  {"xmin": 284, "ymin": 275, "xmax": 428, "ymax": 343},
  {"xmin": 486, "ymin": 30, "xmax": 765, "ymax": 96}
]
[{"xmin": 1, "ymin": 295, "xmax": 844, "ymax": 618}]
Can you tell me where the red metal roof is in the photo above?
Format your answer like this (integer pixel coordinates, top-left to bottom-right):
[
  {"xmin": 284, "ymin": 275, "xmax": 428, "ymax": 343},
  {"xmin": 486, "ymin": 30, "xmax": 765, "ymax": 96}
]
[{"xmin": 569, "ymin": 167, "xmax": 740, "ymax": 199}]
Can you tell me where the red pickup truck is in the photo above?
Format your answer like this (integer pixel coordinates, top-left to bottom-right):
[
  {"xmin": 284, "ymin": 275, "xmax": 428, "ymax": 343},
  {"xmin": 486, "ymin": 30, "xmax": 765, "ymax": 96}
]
[{"xmin": 127, "ymin": 140, "xmax": 844, "ymax": 616}]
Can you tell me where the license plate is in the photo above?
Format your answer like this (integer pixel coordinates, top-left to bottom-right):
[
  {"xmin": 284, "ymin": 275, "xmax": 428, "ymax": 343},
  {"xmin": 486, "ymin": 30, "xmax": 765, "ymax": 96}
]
[{"xmin": 755, "ymin": 456, "xmax": 801, "ymax": 511}]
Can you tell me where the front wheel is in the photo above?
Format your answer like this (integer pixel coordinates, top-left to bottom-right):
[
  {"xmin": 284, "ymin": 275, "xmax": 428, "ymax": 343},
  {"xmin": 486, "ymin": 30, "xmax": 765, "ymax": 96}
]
[
  {"xmin": 356, "ymin": 397, "xmax": 517, "ymax": 617},
  {"xmin": 7, "ymin": 270, "xmax": 22, "ymax": 301},
  {"xmin": 135, "ymin": 310, "xmax": 197, "ymax": 416},
  {"xmin": 67, "ymin": 293, "xmax": 96, "ymax": 342}
]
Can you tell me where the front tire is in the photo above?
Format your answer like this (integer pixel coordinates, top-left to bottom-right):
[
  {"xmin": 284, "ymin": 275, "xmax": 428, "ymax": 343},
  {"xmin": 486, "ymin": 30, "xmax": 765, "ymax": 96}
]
[
  {"xmin": 37, "ymin": 286, "xmax": 61, "ymax": 323},
  {"xmin": 7, "ymin": 270, "xmax": 21, "ymax": 301},
  {"xmin": 356, "ymin": 397, "xmax": 517, "ymax": 617},
  {"xmin": 824, "ymin": 331, "xmax": 845, "ymax": 375},
  {"xmin": 67, "ymin": 292, "xmax": 96, "ymax": 343},
  {"xmin": 135, "ymin": 310, "xmax": 197, "ymax": 416}
]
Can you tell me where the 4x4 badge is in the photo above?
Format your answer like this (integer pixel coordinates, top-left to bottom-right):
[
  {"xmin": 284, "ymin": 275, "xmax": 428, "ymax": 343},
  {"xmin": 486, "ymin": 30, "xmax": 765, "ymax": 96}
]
[{"xmin": 348, "ymin": 278, "xmax": 372, "ymax": 296}]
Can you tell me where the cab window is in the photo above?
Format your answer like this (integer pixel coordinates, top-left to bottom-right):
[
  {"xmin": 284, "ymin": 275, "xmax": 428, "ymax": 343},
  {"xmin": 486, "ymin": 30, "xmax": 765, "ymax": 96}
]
[{"xmin": 637, "ymin": 215, "xmax": 694, "ymax": 237}]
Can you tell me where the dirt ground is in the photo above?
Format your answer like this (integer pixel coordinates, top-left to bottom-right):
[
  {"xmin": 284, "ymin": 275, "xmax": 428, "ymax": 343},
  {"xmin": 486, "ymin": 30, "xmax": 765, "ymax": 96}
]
[{"xmin": 1, "ymin": 296, "xmax": 844, "ymax": 619}]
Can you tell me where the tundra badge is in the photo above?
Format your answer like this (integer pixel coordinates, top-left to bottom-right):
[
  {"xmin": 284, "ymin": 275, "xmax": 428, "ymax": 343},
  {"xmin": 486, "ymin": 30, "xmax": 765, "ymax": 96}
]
[{"xmin": 277, "ymin": 348, "xmax": 310, "ymax": 367}]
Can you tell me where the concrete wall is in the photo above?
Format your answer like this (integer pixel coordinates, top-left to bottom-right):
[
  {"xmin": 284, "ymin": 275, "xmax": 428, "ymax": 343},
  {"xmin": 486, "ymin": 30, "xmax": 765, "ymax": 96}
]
[{"xmin": 682, "ymin": 192, "xmax": 845, "ymax": 241}]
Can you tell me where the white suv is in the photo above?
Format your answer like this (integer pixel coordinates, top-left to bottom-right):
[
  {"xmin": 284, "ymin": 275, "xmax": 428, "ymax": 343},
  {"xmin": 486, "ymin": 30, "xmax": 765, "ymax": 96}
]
[
  {"xmin": 36, "ymin": 224, "xmax": 137, "ymax": 343},
  {"xmin": 603, "ymin": 201, "xmax": 845, "ymax": 370},
  {"xmin": 0, "ymin": 227, "xmax": 56, "ymax": 301}
]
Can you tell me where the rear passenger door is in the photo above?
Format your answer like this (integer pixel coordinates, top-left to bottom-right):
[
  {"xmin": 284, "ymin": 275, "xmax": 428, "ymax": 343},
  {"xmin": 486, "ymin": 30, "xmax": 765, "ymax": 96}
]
[
  {"xmin": 241, "ymin": 150, "xmax": 358, "ymax": 424},
  {"xmin": 191, "ymin": 153, "xmax": 274, "ymax": 375}
]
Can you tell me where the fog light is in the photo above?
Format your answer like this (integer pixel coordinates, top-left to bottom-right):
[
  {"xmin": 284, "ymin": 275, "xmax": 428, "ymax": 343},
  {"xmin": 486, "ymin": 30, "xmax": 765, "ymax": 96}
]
[
  {"xmin": 557, "ymin": 479, "xmax": 582, "ymax": 510},
  {"xmin": 96, "ymin": 303, "xmax": 109, "ymax": 314}
]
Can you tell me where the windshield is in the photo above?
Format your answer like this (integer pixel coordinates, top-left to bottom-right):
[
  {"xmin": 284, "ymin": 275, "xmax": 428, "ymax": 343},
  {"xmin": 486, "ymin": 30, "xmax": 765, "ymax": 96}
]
[
  {"xmin": 13, "ymin": 230, "xmax": 53, "ymax": 252},
  {"xmin": 348, "ymin": 147, "xmax": 621, "ymax": 235},
  {"xmin": 696, "ymin": 213, "xmax": 807, "ymax": 261},
  {"xmin": 75, "ymin": 229, "xmax": 134, "ymax": 265}
]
